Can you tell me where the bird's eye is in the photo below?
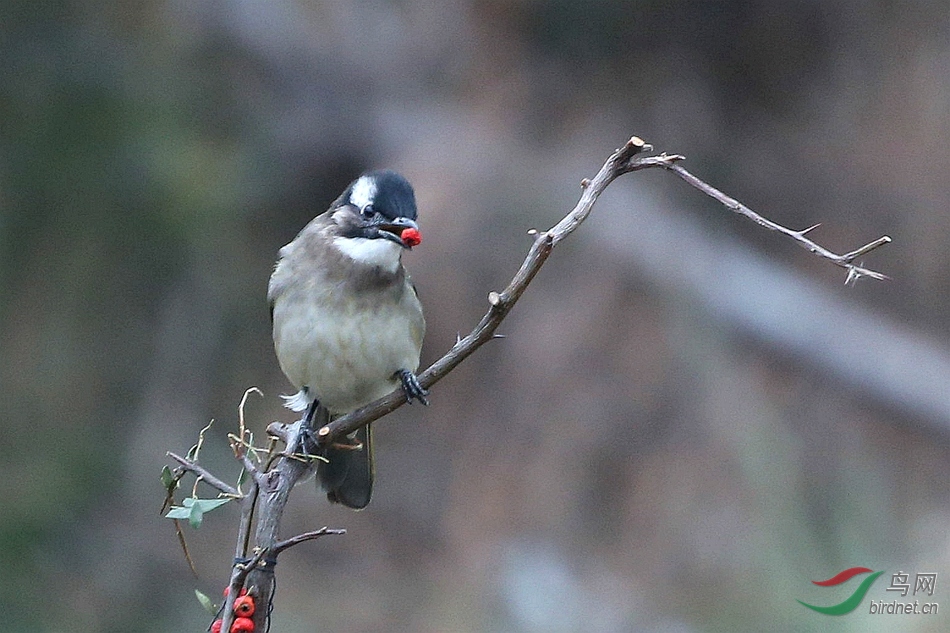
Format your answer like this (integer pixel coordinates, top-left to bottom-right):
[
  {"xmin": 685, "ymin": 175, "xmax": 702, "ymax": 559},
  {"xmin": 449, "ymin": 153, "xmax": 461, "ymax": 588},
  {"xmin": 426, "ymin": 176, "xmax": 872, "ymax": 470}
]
[{"xmin": 361, "ymin": 205, "xmax": 375, "ymax": 218}]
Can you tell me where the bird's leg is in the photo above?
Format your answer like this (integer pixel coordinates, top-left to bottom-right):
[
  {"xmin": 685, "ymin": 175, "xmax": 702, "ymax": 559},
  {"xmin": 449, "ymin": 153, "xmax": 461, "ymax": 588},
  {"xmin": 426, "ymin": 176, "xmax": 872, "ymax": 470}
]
[
  {"xmin": 396, "ymin": 369, "xmax": 429, "ymax": 406},
  {"xmin": 303, "ymin": 397, "xmax": 320, "ymax": 427},
  {"xmin": 296, "ymin": 397, "xmax": 323, "ymax": 455}
]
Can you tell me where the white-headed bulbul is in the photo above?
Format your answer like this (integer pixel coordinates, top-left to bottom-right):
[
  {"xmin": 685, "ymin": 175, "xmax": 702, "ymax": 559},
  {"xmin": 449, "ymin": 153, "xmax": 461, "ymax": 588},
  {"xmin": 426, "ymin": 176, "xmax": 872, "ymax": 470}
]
[{"xmin": 268, "ymin": 170, "xmax": 427, "ymax": 509}]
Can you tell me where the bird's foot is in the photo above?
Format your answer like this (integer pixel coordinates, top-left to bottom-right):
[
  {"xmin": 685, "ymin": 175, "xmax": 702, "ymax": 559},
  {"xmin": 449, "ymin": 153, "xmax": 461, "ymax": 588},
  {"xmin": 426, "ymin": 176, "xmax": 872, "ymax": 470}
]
[
  {"xmin": 295, "ymin": 397, "xmax": 326, "ymax": 455},
  {"xmin": 397, "ymin": 369, "xmax": 429, "ymax": 406},
  {"xmin": 296, "ymin": 425, "xmax": 320, "ymax": 456}
]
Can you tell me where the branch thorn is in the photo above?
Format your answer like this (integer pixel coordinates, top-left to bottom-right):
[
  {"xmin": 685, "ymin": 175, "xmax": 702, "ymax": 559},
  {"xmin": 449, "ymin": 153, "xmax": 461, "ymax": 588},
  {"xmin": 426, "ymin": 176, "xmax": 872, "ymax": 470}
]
[{"xmin": 844, "ymin": 267, "xmax": 861, "ymax": 286}]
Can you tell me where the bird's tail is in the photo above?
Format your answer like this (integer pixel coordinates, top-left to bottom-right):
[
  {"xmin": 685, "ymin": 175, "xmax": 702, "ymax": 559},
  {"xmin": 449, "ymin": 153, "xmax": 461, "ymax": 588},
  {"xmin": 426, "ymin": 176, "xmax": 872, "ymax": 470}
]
[{"xmin": 317, "ymin": 423, "xmax": 374, "ymax": 510}]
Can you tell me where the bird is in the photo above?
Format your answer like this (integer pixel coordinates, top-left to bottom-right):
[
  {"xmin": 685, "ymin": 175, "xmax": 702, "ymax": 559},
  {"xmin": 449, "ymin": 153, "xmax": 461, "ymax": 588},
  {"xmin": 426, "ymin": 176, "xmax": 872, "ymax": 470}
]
[{"xmin": 268, "ymin": 169, "xmax": 428, "ymax": 509}]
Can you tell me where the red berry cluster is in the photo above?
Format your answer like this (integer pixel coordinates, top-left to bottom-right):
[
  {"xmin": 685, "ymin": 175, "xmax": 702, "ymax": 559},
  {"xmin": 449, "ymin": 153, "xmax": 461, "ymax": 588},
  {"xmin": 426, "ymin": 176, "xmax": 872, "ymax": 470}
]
[{"xmin": 211, "ymin": 586, "xmax": 257, "ymax": 633}]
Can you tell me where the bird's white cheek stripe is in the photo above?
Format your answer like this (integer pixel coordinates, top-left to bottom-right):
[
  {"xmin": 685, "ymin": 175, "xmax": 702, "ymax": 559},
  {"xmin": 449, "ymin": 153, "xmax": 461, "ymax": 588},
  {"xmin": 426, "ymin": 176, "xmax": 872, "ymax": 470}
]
[{"xmin": 333, "ymin": 236, "xmax": 402, "ymax": 272}]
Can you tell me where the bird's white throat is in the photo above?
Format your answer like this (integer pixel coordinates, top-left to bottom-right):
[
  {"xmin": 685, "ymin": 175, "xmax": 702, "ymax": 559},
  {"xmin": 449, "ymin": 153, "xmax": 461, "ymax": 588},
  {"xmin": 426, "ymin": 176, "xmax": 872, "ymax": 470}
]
[{"xmin": 333, "ymin": 235, "xmax": 402, "ymax": 272}]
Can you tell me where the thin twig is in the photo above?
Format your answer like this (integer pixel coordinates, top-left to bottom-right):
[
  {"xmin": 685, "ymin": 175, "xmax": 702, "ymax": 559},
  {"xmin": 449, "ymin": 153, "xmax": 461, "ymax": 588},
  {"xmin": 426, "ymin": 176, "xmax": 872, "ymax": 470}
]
[
  {"xmin": 173, "ymin": 518, "xmax": 199, "ymax": 578},
  {"xmin": 236, "ymin": 490, "xmax": 257, "ymax": 561},
  {"xmin": 220, "ymin": 520, "xmax": 331, "ymax": 628},
  {"xmin": 633, "ymin": 156, "xmax": 891, "ymax": 282},
  {"xmin": 272, "ymin": 527, "xmax": 347, "ymax": 555},
  {"xmin": 235, "ymin": 451, "xmax": 267, "ymax": 487},
  {"xmin": 166, "ymin": 452, "xmax": 239, "ymax": 497},
  {"xmin": 237, "ymin": 387, "xmax": 262, "ymax": 445}
]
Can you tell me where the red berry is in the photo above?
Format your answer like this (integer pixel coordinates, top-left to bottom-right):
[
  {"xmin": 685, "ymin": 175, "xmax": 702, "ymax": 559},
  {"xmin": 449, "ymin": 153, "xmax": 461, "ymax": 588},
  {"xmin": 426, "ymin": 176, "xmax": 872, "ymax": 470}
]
[
  {"xmin": 233, "ymin": 595, "xmax": 255, "ymax": 617},
  {"xmin": 211, "ymin": 619, "xmax": 223, "ymax": 633},
  {"xmin": 223, "ymin": 586, "xmax": 248, "ymax": 598},
  {"xmin": 400, "ymin": 228, "xmax": 422, "ymax": 247},
  {"xmin": 230, "ymin": 616, "xmax": 255, "ymax": 632}
]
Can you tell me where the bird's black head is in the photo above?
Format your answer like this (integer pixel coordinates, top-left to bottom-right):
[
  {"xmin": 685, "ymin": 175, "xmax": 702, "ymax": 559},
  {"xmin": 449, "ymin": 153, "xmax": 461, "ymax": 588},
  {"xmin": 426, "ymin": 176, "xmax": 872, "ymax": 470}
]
[
  {"xmin": 334, "ymin": 170, "xmax": 421, "ymax": 248},
  {"xmin": 347, "ymin": 170, "xmax": 417, "ymax": 221}
]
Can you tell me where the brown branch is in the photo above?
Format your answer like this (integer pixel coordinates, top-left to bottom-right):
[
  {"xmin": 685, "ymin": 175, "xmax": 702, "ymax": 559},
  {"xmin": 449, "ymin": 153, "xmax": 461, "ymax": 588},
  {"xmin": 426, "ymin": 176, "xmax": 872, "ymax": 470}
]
[
  {"xmin": 224, "ymin": 406, "xmax": 337, "ymax": 631},
  {"xmin": 231, "ymin": 446, "xmax": 267, "ymax": 488},
  {"xmin": 272, "ymin": 526, "xmax": 347, "ymax": 555},
  {"xmin": 266, "ymin": 421, "xmax": 292, "ymax": 444},
  {"xmin": 217, "ymin": 526, "xmax": 343, "ymax": 631},
  {"xmin": 166, "ymin": 452, "xmax": 239, "ymax": 498}
]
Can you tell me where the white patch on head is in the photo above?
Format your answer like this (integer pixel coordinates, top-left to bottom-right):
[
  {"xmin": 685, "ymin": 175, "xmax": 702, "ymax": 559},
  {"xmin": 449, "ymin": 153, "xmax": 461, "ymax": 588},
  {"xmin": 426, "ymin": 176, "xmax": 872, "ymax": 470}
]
[
  {"xmin": 333, "ymin": 236, "xmax": 402, "ymax": 273},
  {"xmin": 349, "ymin": 175, "xmax": 377, "ymax": 211}
]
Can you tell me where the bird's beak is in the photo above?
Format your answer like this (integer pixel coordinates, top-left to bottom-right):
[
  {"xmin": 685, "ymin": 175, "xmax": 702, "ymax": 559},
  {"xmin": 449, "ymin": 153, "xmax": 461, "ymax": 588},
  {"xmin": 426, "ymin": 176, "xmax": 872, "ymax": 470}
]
[{"xmin": 374, "ymin": 217, "xmax": 420, "ymax": 248}]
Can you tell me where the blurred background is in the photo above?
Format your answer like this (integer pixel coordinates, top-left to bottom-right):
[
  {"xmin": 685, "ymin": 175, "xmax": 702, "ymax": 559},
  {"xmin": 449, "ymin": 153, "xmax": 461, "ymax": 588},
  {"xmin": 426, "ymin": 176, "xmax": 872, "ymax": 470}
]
[{"xmin": 2, "ymin": 1, "xmax": 949, "ymax": 631}]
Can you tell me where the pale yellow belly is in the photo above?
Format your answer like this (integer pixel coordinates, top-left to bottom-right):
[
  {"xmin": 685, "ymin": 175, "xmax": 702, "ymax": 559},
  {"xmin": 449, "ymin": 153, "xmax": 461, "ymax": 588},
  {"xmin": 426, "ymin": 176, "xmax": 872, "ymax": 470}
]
[{"xmin": 273, "ymin": 298, "xmax": 421, "ymax": 414}]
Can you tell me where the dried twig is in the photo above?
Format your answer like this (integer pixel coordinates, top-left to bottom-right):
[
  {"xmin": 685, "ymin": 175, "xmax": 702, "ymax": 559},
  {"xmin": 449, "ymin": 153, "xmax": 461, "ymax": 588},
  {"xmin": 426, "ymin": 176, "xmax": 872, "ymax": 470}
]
[
  {"xmin": 272, "ymin": 527, "xmax": 347, "ymax": 555},
  {"xmin": 635, "ymin": 155, "xmax": 891, "ymax": 283},
  {"xmin": 166, "ymin": 452, "xmax": 239, "ymax": 498}
]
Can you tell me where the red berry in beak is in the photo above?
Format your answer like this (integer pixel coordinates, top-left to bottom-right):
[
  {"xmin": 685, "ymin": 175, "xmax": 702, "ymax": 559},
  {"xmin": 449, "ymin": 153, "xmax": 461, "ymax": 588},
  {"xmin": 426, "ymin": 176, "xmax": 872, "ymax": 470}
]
[{"xmin": 401, "ymin": 227, "xmax": 422, "ymax": 247}]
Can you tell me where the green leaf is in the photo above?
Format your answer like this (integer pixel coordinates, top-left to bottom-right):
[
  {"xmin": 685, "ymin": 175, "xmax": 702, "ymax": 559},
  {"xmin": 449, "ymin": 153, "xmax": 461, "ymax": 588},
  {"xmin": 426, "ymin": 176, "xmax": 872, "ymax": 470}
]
[
  {"xmin": 190, "ymin": 498, "xmax": 232, "ymax": 513},
  {"xmin": 164, "ymin": 498, "xmax": 232, "ymax": 525},
  {"xmin": 188, "ymin": 500, "xmax": 204, "ymax": 528},
  {"xmin": 195, "ymin": 589, "xmax": 217, "ymax": 615},
  {"xmin": 160, "ymin": 465, "xmax": 175, "ymax": 490},
  {"xmin": 164, "ymin": 506, "xmax": 191, "ymax": 520}
]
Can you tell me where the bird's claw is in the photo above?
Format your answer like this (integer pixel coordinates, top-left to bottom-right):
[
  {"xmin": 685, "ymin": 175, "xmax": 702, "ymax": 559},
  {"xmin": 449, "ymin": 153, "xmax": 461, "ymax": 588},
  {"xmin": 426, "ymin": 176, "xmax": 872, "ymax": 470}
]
[
  {"xmin": 397, "ymin": 369, "xmax": 429, "ymax": 406},
  {"xmin": 298, "ymin": 425, "xmax": 321, "ymax": 455}
]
